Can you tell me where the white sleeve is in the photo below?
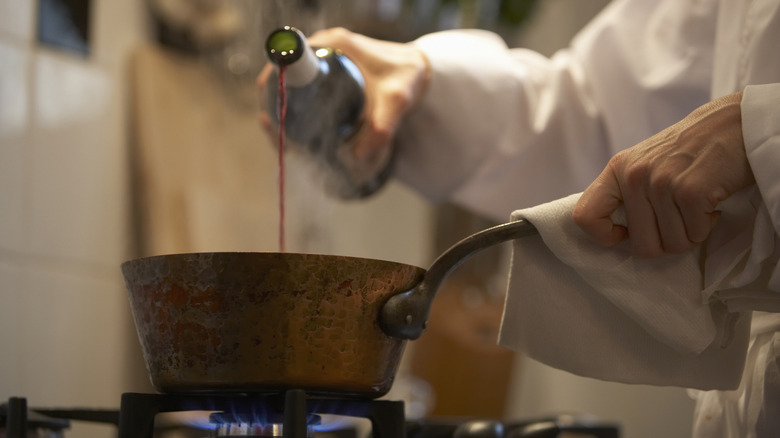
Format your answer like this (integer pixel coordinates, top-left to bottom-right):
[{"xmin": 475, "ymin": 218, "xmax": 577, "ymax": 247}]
[
  {"xmin": 393, "ymin": 0, "xmax": 718, "ymax": 221},
  {"xmin": 742, "ymin": 84, "xmax": 780, "ymax": 297},
  {"xmin": 743, "ymin": 83, "xmax": 780, "ymax": 235}
]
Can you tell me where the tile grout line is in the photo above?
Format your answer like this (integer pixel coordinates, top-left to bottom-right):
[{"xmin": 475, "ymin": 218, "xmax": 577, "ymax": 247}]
[{"xmin": 22, "ymin": 8, "xmax": 38, "ymax": 260}]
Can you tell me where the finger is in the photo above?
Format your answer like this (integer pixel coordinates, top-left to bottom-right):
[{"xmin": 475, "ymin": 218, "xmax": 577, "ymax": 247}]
[
  {"xmin": 352, "ymin": 64, "xmax": 418, "ymax": 161},
  {"xmin": 622, "ymin": 193, "xmax": 664, "ymax": 258},
  {"xmin": 256, "ymin": 63, "xmax": 274, "ymax": 89},
  {"xmin": 646, "ymin": 168, "xmax": 696, "ymax": 253},
  {"xmin": 685, "ymin": 210, "xmax": 720, "ymax": 245},
  {"xmin": 649, "ymin": 192, "xmax": 695, "ymax": 254},
  {"xmin": 307, "ymin": 27, "xmax": 343, "ymax": 47},
  {"xmin": 678, "ymin": 195, "xmax": 722, "ymax": 244},
  {"xmin": 573, "ymin": 171, "xmax": 628, "ymax": 247},
  {"xmin": 349, "ymin": 123, "xmax": 384, "ymax": 162},
  {"xmin": 308, "ymin": 27, "xmax": 358, "ymax": 54},
  {"xmin": 675, "ymin": 174, "xmax": 728, "ymax": 244},
  {"xmin": 355, "ymin": 85, "xmax": 408, "ymax": 158}
]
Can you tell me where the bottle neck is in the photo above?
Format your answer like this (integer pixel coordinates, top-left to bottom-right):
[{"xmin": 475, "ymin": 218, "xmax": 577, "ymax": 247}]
[
  {"xmin": 281, "ymin": 45, "xmax": 320, "ymax": 87},
  {"xmin": 267, "ymin": 26, "xmax": 320, "ymax": 87}
]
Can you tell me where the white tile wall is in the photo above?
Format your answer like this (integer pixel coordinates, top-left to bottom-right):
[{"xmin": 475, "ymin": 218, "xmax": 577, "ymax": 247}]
[
  {"xmin": 0, "ymin": 2, "xmax": 148, "ymax": 437},
  {"xmin": 28, "ymin": 50, "xmax": 126, "ymax": 265}
]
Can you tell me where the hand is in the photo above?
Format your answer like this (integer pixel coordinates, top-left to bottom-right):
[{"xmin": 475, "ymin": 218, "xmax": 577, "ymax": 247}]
[
  {"xmin": 256, "ymin": 27, "xmax": 430, "ymax": 165},
  {"xmin": 572, "ymin": 92, "xmax": 755, "ymax": 257}
]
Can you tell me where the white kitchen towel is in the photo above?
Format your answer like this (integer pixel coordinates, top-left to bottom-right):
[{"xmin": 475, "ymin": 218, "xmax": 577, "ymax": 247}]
[{"xmin": 499, "ymin": 188, "xmax": 779, "ymax": 390}]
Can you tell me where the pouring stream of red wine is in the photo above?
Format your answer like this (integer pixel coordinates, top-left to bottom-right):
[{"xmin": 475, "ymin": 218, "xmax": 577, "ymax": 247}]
[{"xmin": 277, "ymin": 65, "xmax": 287, "ymax": 252}]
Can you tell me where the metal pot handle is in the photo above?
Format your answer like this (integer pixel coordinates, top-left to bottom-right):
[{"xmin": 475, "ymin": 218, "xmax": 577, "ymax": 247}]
[{"xmin": 379, "ymin": 219, "xmax": 538, "ymax": 340}]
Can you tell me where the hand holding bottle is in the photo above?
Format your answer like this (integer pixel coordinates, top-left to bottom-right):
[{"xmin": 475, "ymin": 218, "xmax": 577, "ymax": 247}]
[{"xmin": 257, "ymin": 27, "xmax": 430, "ymax": 197}]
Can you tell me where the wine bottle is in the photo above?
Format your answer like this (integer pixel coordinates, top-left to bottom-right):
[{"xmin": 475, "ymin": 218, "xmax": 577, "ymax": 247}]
[{"xmin": 265, "ymin": 26, "xmax": 392, "ymax": 199}]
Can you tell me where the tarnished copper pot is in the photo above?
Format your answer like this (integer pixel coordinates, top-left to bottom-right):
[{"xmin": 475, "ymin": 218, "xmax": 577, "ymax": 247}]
[
  {"xmin": 122, "ymin": 252, "xmax": 423, "ymax": 397},
  {"xmin": 121, "ymin": 220, "xmax": 538, "ymax": 398}
]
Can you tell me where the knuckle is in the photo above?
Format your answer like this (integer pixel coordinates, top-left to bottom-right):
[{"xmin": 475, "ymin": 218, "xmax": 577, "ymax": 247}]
[
  {"xmin": 674, "ymin": 180, "xmax": 704, "ymax": 207},
  {"xmin": 606, "ymin": 152, "xmax": 626, "ymax": 170},
  {"xmin": 705, "ymin": 186, "xmax": 730, "ymax": 208},
  {"xmin": 648, "ymin": 169, "xmax": 674, "ymax": 197},
  {"xmin": 384, "ymin": 85, "xmax": 414, "ymax": 111},
  {"xmin": 609, "ymin": 149, "xmax": 649, "ymax": 192},
  {"xmin": 674, "ymin": 179, "xmax": 725, "ymax": 214},
  {"xmin": 328, "ymin": 27, "xmax": 350, "ymax": 40},
  {"xmin": 621, "ymin": 162, "xmax": 650, "ymax": 193},
  {"xmin": 310, "ymin": 27, "xmax": 351, "ymax": 47},
  {"xmin": 571, "ymin": 203, "xmax": 588, "ymax": 227}
]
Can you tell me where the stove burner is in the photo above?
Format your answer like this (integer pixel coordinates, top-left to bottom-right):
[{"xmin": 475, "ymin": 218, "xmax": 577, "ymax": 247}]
[
  {"xmin": 117, "ymin": 390, "xmax": 406, "ymax": 438},
  {"xmin": 209, "ymin": 412, "xmax": 321, "ymax": 438}
]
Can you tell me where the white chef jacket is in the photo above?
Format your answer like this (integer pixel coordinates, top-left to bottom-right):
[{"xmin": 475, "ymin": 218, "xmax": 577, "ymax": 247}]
[{"xmin": 392, "ymin": 0, "xmax": 780, "ymax": 436}]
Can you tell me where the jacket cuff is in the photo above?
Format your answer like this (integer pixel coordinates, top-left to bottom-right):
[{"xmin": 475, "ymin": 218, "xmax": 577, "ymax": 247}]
[{"xmin": 742, "ymin": 83, "xmax": 780, "ymax": 234}]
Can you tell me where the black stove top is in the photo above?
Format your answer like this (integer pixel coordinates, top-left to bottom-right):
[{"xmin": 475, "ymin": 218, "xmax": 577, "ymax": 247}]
[{"xmin": 1, "ymin": 391, "xmax": 619, "ymax": 438}]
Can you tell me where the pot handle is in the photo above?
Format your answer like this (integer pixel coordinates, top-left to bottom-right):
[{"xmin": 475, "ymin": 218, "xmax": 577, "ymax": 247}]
[{"xmin": 379, "ymin": 219, "xmax": 538, "ymax": 340}]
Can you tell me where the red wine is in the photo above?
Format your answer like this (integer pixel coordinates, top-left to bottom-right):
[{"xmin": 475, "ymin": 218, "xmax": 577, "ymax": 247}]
[{"xmin": 277, "ymin": 65, "xmax": 287, "ymax": 253}]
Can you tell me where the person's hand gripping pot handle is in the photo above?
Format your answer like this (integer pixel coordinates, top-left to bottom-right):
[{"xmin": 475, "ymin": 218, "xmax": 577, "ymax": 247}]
[
  {"xmin": 573, "ymin": 92, "xmax": 756, "ymax": 257},
  {"xmin": 257, "ymin": 27, "xmax": 431, "ymax": 194}
]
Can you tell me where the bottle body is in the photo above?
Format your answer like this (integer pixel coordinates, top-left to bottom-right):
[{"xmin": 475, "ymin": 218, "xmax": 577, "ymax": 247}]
[
  {"xmin": 266, "ymin": 27, "xmax": 392, "ymax": 198},
  {"xmin": 267, "ymin": 48, "xmax": 365, "ymax": 158}
]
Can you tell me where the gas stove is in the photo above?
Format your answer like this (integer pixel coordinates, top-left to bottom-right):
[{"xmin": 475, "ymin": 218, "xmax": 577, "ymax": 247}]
[{"xmin": 1, "ymin": 390, "xmax": 619, "ymax": 438}]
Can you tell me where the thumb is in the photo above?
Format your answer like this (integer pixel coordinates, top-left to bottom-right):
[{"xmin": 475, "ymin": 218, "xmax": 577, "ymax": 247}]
[{"xmin": 573, "ymin": 170, "xmax": 628, "ymax": 247}]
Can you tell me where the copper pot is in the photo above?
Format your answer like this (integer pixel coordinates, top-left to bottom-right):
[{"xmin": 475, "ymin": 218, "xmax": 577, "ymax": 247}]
[{"xmin": 121, "ymin": 220, "xmax": 537, "ymax": 397}]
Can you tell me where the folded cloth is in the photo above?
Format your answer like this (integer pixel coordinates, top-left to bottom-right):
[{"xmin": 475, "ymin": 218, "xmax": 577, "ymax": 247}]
[{"xmin": 499, "ymin": 188, "xmax": 779, "ymax": 390}]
